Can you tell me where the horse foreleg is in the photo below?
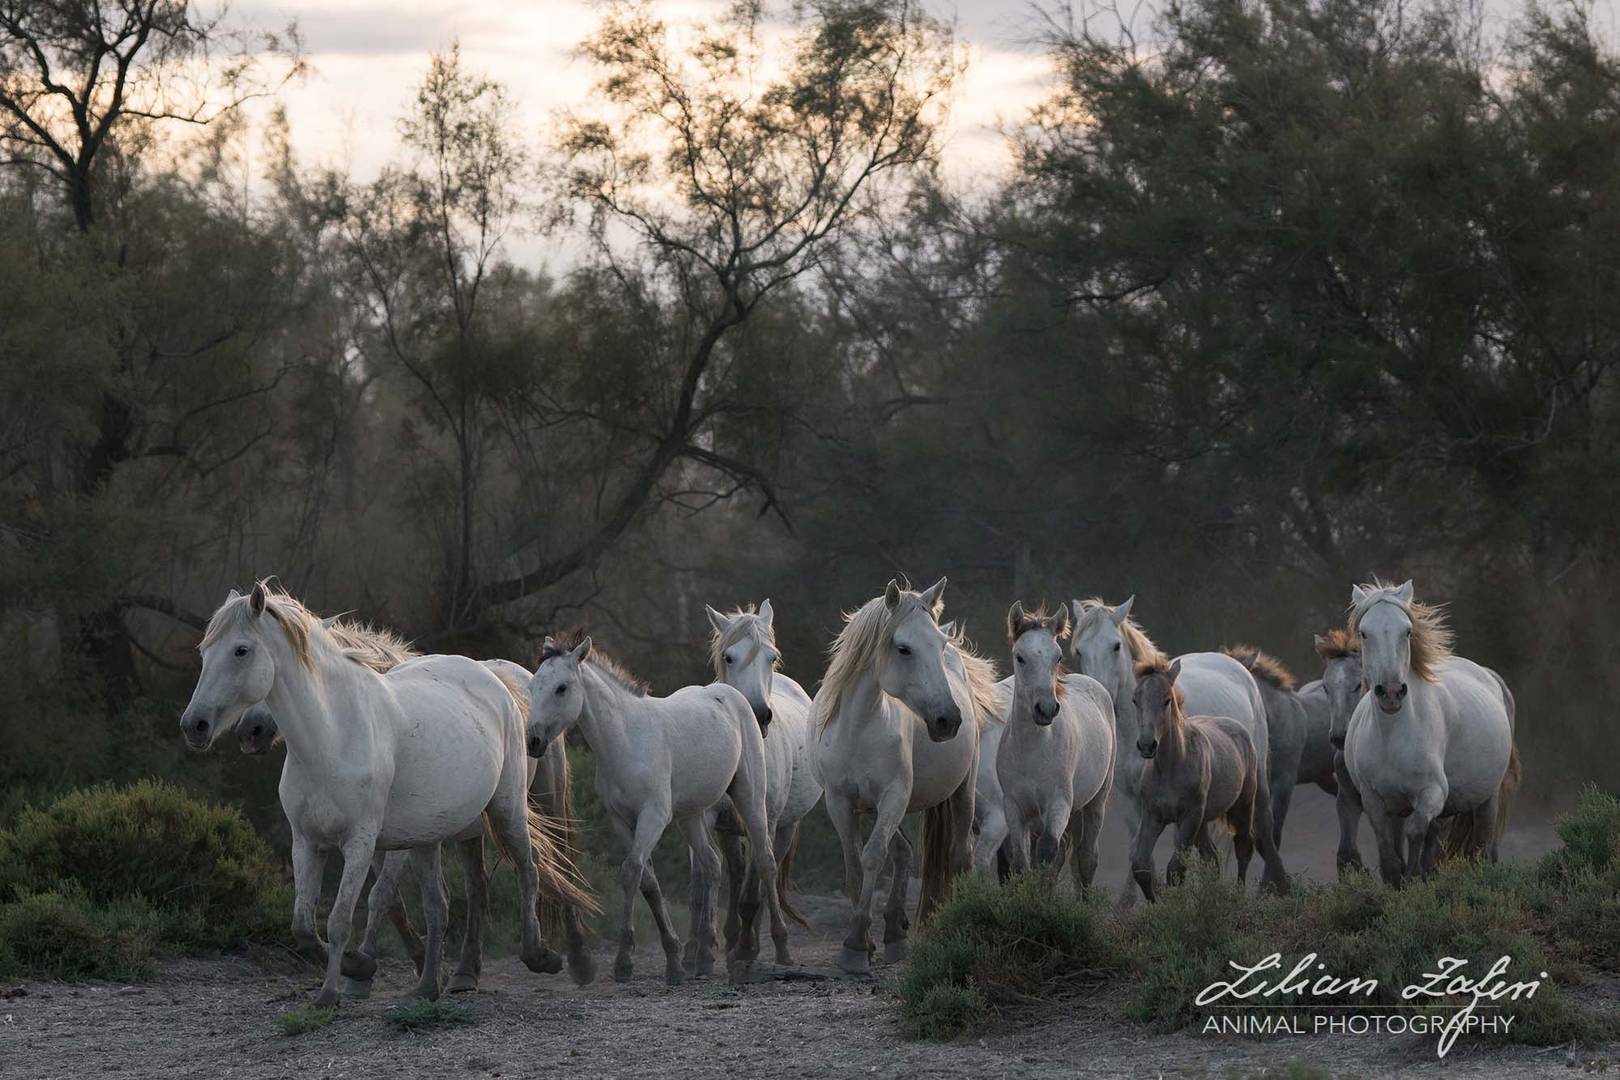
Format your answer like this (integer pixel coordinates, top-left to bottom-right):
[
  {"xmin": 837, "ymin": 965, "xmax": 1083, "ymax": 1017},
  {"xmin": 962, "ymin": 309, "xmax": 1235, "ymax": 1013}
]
[
  {"xmin": 290, "ymin": 835, "xmax": 328, "ymax": 959},
  {"xmin": 1168, "ymin": 809, "xmax": 1204, "ymax": 888},
  {"xmin": 771, "ymin": 821, "xmax": 799, "ymax": 965},
  {"xmin": 1404, "ymin": 784, "xmax": 1446, "ymax": 882},
  {"xmin": 679, "ymin": 814, "xmax": 722, "ymax": 979},
  {"xmin": 1360, "ymin": 788, "xmax": 1405, "ymax": 887},
  {"xmin": 344, "ymin": 852, "xmax": 403, "ymax": 998},
  {"xmin": 1116, "ymin": 780, "xmax": 1145, "ymax": 905},
  {"xmin": 315, "ymin": 833, "xmax": 377, "ymax": 1007},
  {"xmin": 612, "ymin": 806, "xmax": 673, "ymax": 984},
  {"xmin": 1071, "ymin": 780, "xmax": 1110, "ymax": 890},
  {"xmin": 638, "ymin": 862, "xmax": 684, "ymax": 987},
  {"xmin": 446, "ymin": 834, "xmax": 487, "ymax": 994},
  {"xmin": 882, "ymin": 829, "xmax": 913, "ymax": 964},
  {"xmin": 1131, "ymin": 812, "xmax": 1167, "ymax": 903},
  {"xmin": 715, "ymin": 812, "xmax": 747, "ymax": 963},
  {"xmin": 1333, "ymin": 752, "xmax": 1365, "ymax": 877},
  {"xmin": 1002, "ymin": 793, "xmax": 1032, "ymax": 876},
  {"xmin": 728, "ymin": 781, "xmax": 784, "ymax": 986},
  {"xmin": 841, "ymin": 787, "xmax": 907, "ymax": 975},
  {"xmin": 974, "ymin": 799, "xmax": 1009, "ymax": 880},
  {"xmin": 1037, "ymin": 795, "xmax": 1076, "ymax": 874}
]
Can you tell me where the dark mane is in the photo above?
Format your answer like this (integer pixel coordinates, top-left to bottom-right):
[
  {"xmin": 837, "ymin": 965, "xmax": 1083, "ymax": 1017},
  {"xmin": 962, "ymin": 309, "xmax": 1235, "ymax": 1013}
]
[
  {"xmin": 539, "ymin": 625, "xmax": 648, "ymax": 697},
  {"xmin": 1134, "ymin": 655, "xmax": 1170, "ymax": 678},
  {"xmin": 1221, "ymin": 644, "xmax": 1297, "ymax": 691}
]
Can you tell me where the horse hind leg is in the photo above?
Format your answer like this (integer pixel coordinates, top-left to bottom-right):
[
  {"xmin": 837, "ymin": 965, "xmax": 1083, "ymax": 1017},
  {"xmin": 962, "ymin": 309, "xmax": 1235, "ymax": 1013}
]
[
  {"xmin": 1333, "ymin": 753, "xmax": 1366, "ymax": 876},
  {"xmin": 1071, "ymin": 786, "xmax": 1109, "ymax": 891},
  {"xmin": 446, "ymin": 834, "xmax": 488, "ymax": 994},
  {"xmin": 638, "ymin": 863, "xmax": 685, "ymax": 986},
  {"xmin": 679, "ymin": 814, "xmax": 722, "ymax": 979},
  {"xmin": 408, "ymin": 844, "xmax": 449, "ymax": 1000},
  {"xmin": 771, "ymin": 822, "xmax": 800, "ymax": 965},
  {"xmin": 883, "ymin": 828, "xmax": 914, "ymax": 964},
  {"xmin": 484, "ymin": 776, "xmax": 562, "ymax": 978}
]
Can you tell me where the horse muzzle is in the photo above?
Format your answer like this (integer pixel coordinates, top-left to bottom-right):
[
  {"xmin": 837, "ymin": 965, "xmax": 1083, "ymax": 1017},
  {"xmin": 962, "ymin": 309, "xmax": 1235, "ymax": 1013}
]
[
  {"xmin": 1329, "ymin": 733, "xmax": 1346, "ymax": 750},
  {"xmin": 1137, "ymin": 739, "xmax": 1158, "ymax": 760},
  {"xmin": 1373, "ymin": 682, "xmax": 1407, "ymax": 714},
  {"xmin": 526, "ymin": 733, "xmax": 549, "ymax": 758},
  {"xmin": 927, "ymin": 709, "xmax": 963, "ymax": 742},
  {"xmin": 180, "ymin": 709, "xmax": 216, "ymax": 750}
]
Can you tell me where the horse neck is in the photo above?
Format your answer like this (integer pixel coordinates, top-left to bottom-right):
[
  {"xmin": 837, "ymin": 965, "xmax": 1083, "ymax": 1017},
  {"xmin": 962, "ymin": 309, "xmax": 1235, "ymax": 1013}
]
[
  {"xmin": 575, "ymin": 661, "xmax": 638, "ymax": 762},
  {"xmin": 1157, "ymin": 703, "xmax": 1190, "ymax": 768},
  {"xmin": 1112, "ymin": 651, "xmax": 1140, "ymax": 743},
  {"xmin": 264, "ymin": 632, "xmax": 371, "ymax": 768},
  {"xmin": 829, "ymin": 664, "xmax": 893, "ymax": 744},
  {"xmin": 1007, "ymin": 668, "xmax": 1048, "ymax": 732}
]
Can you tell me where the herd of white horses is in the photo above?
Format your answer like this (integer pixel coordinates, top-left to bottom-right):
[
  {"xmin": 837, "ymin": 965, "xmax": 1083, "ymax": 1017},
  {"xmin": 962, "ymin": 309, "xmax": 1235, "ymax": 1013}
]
[{"xmin": 178, "ymin": 576, "xmax": 1520, "ymax": 1005}]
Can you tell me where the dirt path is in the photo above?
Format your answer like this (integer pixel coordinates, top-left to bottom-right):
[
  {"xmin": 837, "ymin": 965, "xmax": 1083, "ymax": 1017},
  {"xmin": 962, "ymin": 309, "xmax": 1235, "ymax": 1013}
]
[{"xmin": 2, "ymin": 907, "xmax": 1611, "ymax": 1080}]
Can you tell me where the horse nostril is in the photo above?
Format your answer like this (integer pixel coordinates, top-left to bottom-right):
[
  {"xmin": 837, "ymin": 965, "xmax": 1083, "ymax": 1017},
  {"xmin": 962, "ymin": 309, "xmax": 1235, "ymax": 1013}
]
[
  {"xmin": 763, "ymin": 708, "xmax": 773, "ymax": 724},
  {"xmin": 194, "ymin": 719, "xmax": 209, "ymax": 734},
  {"xmin": 1374, "ymin": 684, "xmax": 1387, "ymax": 698},
  {"xmin": 1397, "ymin": 683, "xmax": 1409, "ymax": 699}
]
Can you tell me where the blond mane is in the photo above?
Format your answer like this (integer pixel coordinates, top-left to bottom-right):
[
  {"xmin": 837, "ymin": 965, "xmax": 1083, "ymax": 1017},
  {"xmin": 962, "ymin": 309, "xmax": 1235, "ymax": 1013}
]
[
  {"xmin": 201, "ymin": 581, "xmax": 316, "ymax": 671},
  {"xmin": 1314, "ymin": 627, "xmax": 1360, "ymax": 660},
  {"xmin": 1220, "ymin": 643, "xmax": 1297, "ymax": 691},
  {"xmin": 327, "ymin": 618, "xmax": 418, "ymax": 673},
  {"xmin": 946, "ymin": 624, "xmax": 1004, "ymax": 730},
  {"xmin": 541, "ymin": 626, "xmax": 648, "ymax": 697},
  {"xmin": 1347, "ymin": 579, "xmax": 1453, "ymax": 683},
  {"xmin": 1073, "ymin": 597, "xmax": 1168, "ymax": 668},
  {"xmin": 708, "ymin": 604, "xmax": 779, "ymax": 680}
]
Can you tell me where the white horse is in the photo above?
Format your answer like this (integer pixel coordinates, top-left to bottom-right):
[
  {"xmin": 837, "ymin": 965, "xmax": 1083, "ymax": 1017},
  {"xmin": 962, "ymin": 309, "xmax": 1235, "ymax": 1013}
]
[
  {"xmin": 1221, "ymin": 644, "xmax": 1337, "ymax": 847},
  {"xmin": 524, "ymin": 629, "xmax": 785, "ymax": 985},
  {"xmin": 699, "ymin": 599, "xmax": 822, "ymax": 966},
  {"xmin": 1312, "ymin": 628, "xmax": 1371, "ymax": 874},
  {"xmin": 1341, "ymin": 580, "xmax": 1520, "ymax": 885},
  {"xmin": 995, "ymin": 602, "xmax": 1115, "ymax": 885},
  {"xmin": 1069, "ymin": 597, "xmax": 1274, "ymax": 895},
  {"xmin": 181, "ymin": 583, "xmax": 587, "ymax": 1005},
  {"xmin": 811, "ymin": 578, "xmax": 996, "ymax": 975}
]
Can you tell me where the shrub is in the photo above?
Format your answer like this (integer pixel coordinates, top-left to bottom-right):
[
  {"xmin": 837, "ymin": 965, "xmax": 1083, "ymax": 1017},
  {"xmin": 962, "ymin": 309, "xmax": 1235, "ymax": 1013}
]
[
  {"xmin": 0, "ymin": 780, "xmax": 285, "ymax": 951},
  {"xmin": 896, "ymin": 873, "xmax": 1117, "ymax": 1038},
  {"xmin": 0, "ymin": 888, "xmax": 160, "ymax": 982}
]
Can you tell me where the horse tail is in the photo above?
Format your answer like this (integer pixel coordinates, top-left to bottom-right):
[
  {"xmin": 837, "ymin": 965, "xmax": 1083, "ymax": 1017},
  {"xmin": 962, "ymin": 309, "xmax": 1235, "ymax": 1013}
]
[
  {"xmin": 775, "ymin": 825, "xmax": 810, "ymax": 929},
  {"xmin": 1495, "ymin": 741, "xmax": 1522, "ymax": 843},
  {"xmin": 496, "ymin": 796, "xmax": 599, "ymax": 916},
  {"xmin": 918, "ymin": 795, "xmax": 961, "ymax": 923},
  {"xmin": 533, "ymin": 746, "xmax": 590, "ymax": 943}
]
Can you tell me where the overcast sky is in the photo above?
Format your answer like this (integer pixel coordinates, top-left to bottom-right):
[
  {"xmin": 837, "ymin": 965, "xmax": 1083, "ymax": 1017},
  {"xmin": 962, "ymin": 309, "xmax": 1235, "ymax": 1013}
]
[{"xmin": 228, "ymin": 0, "xmax": 1606, "ymax": 269}]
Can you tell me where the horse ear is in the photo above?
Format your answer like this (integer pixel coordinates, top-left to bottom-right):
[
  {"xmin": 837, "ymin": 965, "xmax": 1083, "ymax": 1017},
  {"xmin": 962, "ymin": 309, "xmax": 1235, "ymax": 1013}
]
[
  {"xmin": 920, "ymin": 576, "xmax": 947, "ymax": 612},
  {"xmin": 1350, "ymin": 584, "xmax": 1369, "ymax": 606},
  {"xmin": 1006, "ymin": 601, "xmax": 1025, "ymax": 640},
  {"xmin": 321, "ymin": 614, "xmax": 340, "ymax": 629},
  {"xmin": 1394, "ymin": 579, "xmax": 1414, "ymax": 605},
  {"xmin": 1168, "ymin": 657, "xmax": 1182, "ymax": 683},
  {"xmin": 1050, "ymin": 603, "xmax": 1072, "ymax": 641},
  {"xmin": 1111, "ymin": 595, "xmax": 1135, "ymax": 627},
  {"xmin": 757, "ymin": 598, "xmax": 774, "ymax": 629},
  {"xmin": 226, "ymin": 587, "xmax": 242, "ymax": 604},
  {"xmin": 249, "ymin": 582, "xmax": 267, "ymax": 617},
  {"xmin": 884, "ymin": 580, "xmax": 902, "ymax": 609},
  {"xmin": 571, "ymin": 637, "xmax": 592, "ymax": 664},
  {"xmin": 1313, "ymin": 633, "xmax": 1329, "ymax": 657},
  {"xmin": 705, "ymin": 605, "xmax": 728, "ymax": 634}
]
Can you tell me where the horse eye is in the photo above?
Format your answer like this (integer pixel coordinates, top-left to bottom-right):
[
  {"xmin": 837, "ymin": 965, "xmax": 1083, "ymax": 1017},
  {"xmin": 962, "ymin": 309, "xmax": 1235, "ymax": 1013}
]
[
  {"xmin": 1112, "ymin": 642, "xmax": 1121, "ymax": 653},
  {"xmin": 724, "ymin": 654, "xmax": 734, "ymax": 665},
  {"xmin": 555, "ymin": 685, "xmax": 567, "ymax": 696},
  {"xmin": 1015, "ymin": 654, "xmax": 1025, "ymax": 665},
  {"xmin": 234, "ymin": 645, "xmax": 249, "ymax": 658},
  {"xmin": 896, "ymin": 644, "xmax": 912, "ymax": 656}
]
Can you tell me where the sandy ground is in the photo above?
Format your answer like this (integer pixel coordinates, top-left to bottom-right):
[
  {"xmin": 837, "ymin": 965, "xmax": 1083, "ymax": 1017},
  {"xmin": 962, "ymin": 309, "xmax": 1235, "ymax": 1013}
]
[
  {"xmin": 2, "ymin": 898, "xmax": 1613, "ymax": 1080},
  {"xmin": 0, "ymin": 797, "xmax": 1605, "ymax": 1079}
]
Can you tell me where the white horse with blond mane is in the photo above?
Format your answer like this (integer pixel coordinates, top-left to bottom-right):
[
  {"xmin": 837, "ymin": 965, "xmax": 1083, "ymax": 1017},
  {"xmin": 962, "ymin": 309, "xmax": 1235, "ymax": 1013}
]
[
  {"xmin": 181, "ymin": 583, "xmax": 589, "ymax": 1005},
  {"xmin": 812, "ymin": 578, "xmax": 996, "ymax": 974},
  {"xmin": 1341, "ymin": 580, "xmax": 1519, "ymax": 885},
  {"xmin": 524, "ymin": 628, "xmax": 785, "ymax": 985},
  {"xmin": 1068, "ymin": 596, "xmax": 1276, "ymax": 896},
  {"xmin": 699, "ymin": 600, "xmax": 822, "ymax": 966}
]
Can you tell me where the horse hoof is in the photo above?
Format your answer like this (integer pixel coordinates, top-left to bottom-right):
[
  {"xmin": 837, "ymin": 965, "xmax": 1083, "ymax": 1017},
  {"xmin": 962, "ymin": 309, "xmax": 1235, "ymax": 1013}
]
[
  {"xmin": 446, "ymin": 973, "xmax": 479, "ymax": 994},
  {"xmin": 665, "ymin": 964, "xmax": 684, "ymax": 987},
  {"xmin": 612, "ymin": 960, "xmax": 634, "ymax": 984},
  {"xmin": 523, "ymin": 946, "xmax": 564, "ymax": 975},
  {"xmin": 413, "ymin": 981, "xmax": 441, "ymax": 1001},
  {"xmin": 693, "ymin": 955, "xmax": 715, "ymax": 979},
  {"xmin": 568, "ymin": 952, "xmax": 597, "ymax": 987},
  {"xmin": 340, "ymin": 951, "xmax": 378, "ymax": 980},
  {"xmin": 837, "ymin": 947, "xmax": 871, "ymax": 976},
  {"xmin": 775, "ymin": 948, "xmax": 794, "ymax": 967},
  {"xmin": 313, "ymin": 988, "xmax": 340, "ymax": 1008},
  {"xmin": 883, "ymin": 940, "xmax": 908, "ymax": 964},
  {"xmin": 728, "ymin": 960, "xmax": 754, "ymax": 986},
  {"xmin": 340, "ymin": 977, "xmax": 372, "ymax": 1000}
]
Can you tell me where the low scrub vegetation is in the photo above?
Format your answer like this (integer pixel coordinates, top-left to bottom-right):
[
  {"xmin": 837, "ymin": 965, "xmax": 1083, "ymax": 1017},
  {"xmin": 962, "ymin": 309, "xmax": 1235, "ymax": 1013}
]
[
  {"xmin": 275, "ymin": 1005, "xmax": 338, "ymax": 1036},
  {"xmin": 386, "ymin": 1000, "xmax": 476, "ymax": 1031},
  {"xmin": 0, "ymin": 781, "xmax": 290, "ymax": 980},
  {"xmin": 900, "ymin": 789, "xmax": 1620, "ymax": 1045}
]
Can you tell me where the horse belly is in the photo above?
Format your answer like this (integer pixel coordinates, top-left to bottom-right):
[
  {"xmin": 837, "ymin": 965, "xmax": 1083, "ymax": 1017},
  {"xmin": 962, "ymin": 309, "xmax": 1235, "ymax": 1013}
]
[
  {"xmin": 380, "ymin": 710, "xmax": 505, "ymax": 847},
  {"xmin": 908, "ymin": 725, "xmax": 975, "ymax": 811}
]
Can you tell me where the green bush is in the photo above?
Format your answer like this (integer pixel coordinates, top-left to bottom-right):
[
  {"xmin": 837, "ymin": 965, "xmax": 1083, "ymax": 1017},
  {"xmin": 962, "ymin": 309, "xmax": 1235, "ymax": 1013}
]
[
  {"xmin": 275, "ymin": 1005, "xmax": 338, "ymax": 1036},
  {"xmin": 0, "ymin": 888, "xmax": 161, "ymax": 982},
  {"xmin": 0, "ymin": 780, "xmax": 285, "ymax": 951},
  {"xmin": 386, "ymin": 999, "xmax": 475, "ymax": 1030},
  {"xmin": 896, "ymin": 873, "xmax": 1117, "ymax": 1038}
]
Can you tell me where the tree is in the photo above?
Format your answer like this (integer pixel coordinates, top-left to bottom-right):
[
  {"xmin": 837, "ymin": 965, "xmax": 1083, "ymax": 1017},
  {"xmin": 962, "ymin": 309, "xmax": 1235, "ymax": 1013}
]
[{"xmin": 477, "ymin": 0, "xmax": 961, "ymax": 610}]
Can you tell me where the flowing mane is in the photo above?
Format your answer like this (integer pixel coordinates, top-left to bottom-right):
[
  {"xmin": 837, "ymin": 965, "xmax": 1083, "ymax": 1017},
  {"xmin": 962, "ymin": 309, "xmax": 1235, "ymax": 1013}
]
[
  {"xmin": 541, "ymin": 625, "xmax": 648, "ymax": 697},
  {"xmin": 1220, "ymin": 643, "xmax": 1296, "ymax": 691},
  {"xmin": 1074, "ymin": 597, "xmax": 1168, "ymax": 668},
  {"xmin": 946, "ymin": 625, "xmax": 1004, "ymax": 730},
  {"xmin": 708, "ymin": 604, "xmax": 779, "ymax": 680},
  {"xmin": 1347, "ymin": 579, "xmax": 1453, "ymax": 683},
  {"xmin": 1314, "ymin": 627, "xmax": 1360, "ymax": 660},
  {"xmin": 816, "ymin": 587, "xmax": 944, "ymax": 729},
  {"xmin": 201, "ymin": 581, "xmax": 316, "ymax": 671},
  {"xmin": 202, "ymin": 582, "xmax": 419, "ymax": 675}
]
